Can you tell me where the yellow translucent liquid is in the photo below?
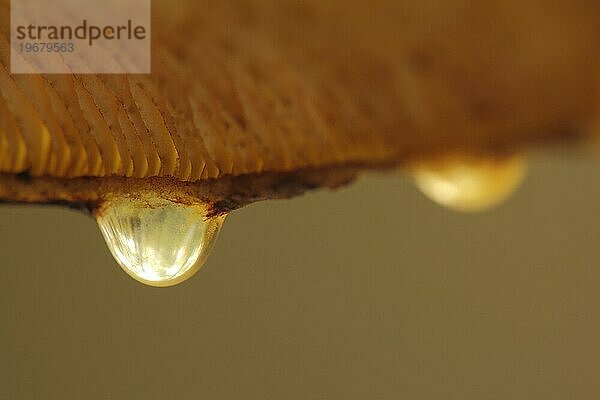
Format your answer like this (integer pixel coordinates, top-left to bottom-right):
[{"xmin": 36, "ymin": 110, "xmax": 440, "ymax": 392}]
[
  {"xmin": 97, "ymin": 196, "xmax": 225, "ymax": 287},
  {"xmin": 412, "ymin": 155, "xmax": 527, "ymax": 213}
]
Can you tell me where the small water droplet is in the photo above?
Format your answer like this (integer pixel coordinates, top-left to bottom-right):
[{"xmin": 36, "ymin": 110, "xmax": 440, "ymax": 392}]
[
  {"xmin": 411, "ymin": 155, "xmax": 527, "ymax": 212},
  {"xmin": 96, "ymin": 195, "xmax": 225, "ymax": 287}
]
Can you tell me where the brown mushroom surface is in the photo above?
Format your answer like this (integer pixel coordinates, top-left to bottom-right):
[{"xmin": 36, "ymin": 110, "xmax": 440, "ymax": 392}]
[{"xmin": 0, "ymin": 0, "xmax": 599, "ymax": 211}]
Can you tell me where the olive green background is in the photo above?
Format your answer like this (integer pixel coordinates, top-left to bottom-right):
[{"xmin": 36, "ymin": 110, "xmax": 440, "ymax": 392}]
[{"xmin": 1, "ymin": 153, "xmax": 599, "ymax": 399}]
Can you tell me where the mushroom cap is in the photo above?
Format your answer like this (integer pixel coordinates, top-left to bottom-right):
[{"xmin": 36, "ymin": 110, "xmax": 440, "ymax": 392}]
[{"xmin": 1, "ymin": 0, "xmax": 599, "ymax": 209}]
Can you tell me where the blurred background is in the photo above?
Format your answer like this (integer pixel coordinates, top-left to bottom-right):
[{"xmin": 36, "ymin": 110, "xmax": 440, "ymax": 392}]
[{"xmin": 1, "ymin": 152, "xmax": 599, "ymax": 399}]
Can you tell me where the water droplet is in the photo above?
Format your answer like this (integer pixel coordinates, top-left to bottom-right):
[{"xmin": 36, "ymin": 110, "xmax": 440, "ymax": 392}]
[
  {"xmin": 411, "ymin": 155, "xmax": 526, "ymax": 212},
  {"xmin": 96, "ymin": 195, "xmax": 225, "ymax": 287}
]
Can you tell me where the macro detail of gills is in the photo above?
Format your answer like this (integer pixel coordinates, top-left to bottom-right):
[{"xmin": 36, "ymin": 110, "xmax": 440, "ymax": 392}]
[{"xmin": 0, "ymin": 0, "xmax": 599, "ymax": 188}]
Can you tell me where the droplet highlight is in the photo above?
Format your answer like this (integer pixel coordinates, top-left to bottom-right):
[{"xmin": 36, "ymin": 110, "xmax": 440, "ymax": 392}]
[
  {"xmin": 411, "ymin": 155, "xmax": 527, "ymax": 212},
  {"xmin": 96, "ymin": 196, "xmax": 225, "ymax": 287}
]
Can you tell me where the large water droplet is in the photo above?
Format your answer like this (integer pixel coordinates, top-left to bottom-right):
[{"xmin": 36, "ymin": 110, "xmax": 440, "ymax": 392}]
[
  {"xmin": 411, "ymin": 155, "xmax": 527, "ymax": 212},
  {"xmin": 96, "ymin": 196, "xmax": 225, "ymax": 287}
]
